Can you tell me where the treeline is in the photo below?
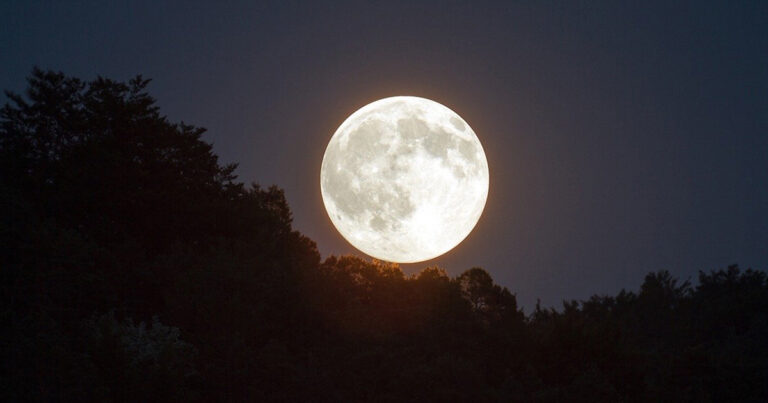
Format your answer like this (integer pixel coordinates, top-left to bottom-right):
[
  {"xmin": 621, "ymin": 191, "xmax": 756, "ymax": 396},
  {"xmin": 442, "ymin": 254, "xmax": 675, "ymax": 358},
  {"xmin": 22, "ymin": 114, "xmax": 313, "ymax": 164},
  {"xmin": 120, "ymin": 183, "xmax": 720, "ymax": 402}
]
[{"xmin": 1, "ymin": 70, "xmax": 766, "ymax": 402}]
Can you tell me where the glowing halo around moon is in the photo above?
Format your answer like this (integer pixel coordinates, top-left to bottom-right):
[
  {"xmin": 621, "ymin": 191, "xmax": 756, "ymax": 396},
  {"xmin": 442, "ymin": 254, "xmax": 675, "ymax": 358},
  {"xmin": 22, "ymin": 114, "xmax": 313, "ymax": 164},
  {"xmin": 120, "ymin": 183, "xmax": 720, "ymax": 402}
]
[{"xmin": 320, "ymin": 96, "xmax": 489, "ymax": 263}]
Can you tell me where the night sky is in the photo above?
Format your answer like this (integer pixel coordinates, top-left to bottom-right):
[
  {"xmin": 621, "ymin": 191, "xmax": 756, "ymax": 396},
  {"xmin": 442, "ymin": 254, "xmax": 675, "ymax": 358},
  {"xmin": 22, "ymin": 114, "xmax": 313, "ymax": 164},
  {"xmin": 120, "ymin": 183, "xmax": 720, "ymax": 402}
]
[{"xmin": 2, "ymin": 1, "xmax": 766, "ymax": 310}]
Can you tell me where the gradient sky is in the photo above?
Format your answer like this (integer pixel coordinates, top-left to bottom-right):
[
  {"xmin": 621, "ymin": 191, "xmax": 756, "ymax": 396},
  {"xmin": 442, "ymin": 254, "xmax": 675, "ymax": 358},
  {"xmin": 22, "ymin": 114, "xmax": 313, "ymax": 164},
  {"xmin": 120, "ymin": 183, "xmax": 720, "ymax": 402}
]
[{"xmin": 2, "ymin": 0, "xmax": 766, "ymax": 310}]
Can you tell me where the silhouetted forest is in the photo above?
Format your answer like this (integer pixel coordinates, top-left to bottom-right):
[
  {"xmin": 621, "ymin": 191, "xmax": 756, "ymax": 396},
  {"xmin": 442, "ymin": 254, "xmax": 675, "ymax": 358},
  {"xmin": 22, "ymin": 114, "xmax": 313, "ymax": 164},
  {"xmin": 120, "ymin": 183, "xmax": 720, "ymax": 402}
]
[{"xmin": 2, "ymin": 70, "xmax": 767, "ymax": 402}]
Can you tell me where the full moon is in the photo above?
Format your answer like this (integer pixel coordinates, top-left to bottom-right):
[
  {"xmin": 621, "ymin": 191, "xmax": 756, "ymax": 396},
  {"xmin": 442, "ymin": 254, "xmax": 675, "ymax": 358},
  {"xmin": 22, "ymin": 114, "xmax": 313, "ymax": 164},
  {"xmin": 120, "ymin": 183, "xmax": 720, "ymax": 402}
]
[{"xmin": 320, "ymin": 96, "xmax": 489, "ymax": 263}]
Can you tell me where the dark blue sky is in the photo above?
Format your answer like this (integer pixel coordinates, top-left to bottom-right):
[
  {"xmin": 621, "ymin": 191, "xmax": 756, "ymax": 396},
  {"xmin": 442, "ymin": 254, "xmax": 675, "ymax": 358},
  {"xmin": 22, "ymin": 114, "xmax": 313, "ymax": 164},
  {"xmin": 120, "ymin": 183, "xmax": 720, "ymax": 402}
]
[{"xmin": 2, "ymin": 1, "xmax": 766, "ymax": 309}]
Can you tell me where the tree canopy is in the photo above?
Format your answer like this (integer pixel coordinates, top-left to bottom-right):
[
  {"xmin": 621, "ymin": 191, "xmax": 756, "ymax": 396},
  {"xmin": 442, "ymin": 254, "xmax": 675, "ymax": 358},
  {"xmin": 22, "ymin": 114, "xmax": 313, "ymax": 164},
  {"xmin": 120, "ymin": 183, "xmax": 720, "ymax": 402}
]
[{"xmin": 2, "ymin": 70, "xmax": 767, "ymax": 402}]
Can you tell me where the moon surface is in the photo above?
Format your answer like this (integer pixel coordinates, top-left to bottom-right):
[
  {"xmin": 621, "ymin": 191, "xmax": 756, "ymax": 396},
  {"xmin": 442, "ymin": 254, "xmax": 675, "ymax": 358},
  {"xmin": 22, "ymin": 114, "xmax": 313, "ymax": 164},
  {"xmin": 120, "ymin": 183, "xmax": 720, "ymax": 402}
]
[{"xmin": 320, "ymin": 96, "xmax": 489, "ymax": 263}]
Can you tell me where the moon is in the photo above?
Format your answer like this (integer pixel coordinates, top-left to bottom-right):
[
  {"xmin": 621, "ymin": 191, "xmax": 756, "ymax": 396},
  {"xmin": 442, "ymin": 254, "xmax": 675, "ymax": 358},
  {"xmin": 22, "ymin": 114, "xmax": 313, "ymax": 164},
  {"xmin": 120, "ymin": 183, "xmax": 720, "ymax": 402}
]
[{"xmin": 320, "ymin": 96, "xmax": 489, "ymax": 263}]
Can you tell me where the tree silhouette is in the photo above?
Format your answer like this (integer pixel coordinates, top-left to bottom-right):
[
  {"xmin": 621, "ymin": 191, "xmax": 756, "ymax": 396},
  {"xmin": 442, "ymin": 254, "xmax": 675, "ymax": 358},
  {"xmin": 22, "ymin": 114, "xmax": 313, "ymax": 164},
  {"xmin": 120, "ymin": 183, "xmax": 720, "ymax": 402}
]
[{"xmin": 1, "ymin": 69, "xmax": 767, "ymax": 401}]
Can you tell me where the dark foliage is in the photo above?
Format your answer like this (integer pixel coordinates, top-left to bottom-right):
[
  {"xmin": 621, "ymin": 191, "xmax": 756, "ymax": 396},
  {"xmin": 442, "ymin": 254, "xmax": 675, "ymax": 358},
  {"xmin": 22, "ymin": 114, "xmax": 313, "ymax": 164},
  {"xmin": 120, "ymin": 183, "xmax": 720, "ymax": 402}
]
[{"xmin": 2, "ymin": 70, "xmax": 767, "ymax": 402}]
